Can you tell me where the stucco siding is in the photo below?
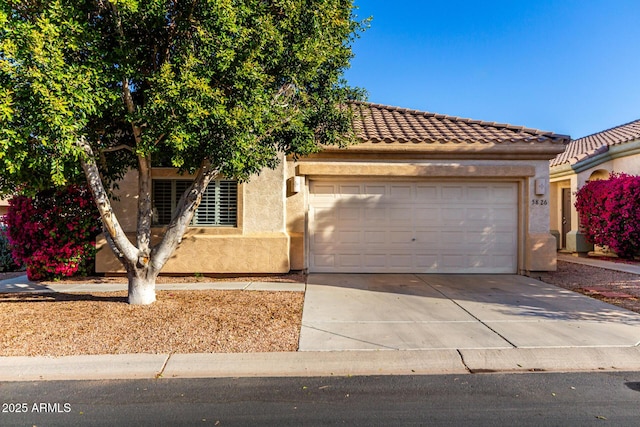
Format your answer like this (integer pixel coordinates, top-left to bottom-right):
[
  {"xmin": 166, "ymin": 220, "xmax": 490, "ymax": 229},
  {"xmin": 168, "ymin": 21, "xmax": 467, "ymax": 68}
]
[
  {"xmin": 242, "ymin": 156, "xmax": 287, "ymax": 233},
  {"xmin": 96, "ymin": 162, "xmax": 291, "ymax": 274},
  {"xmin": 0, "ymin": 198, "xmax": 8, "ymax": 219}
]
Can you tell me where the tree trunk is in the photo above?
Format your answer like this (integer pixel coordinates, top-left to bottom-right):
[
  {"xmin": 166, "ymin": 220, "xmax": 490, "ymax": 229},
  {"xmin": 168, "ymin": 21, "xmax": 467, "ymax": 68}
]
[
  {"xmin": 127, "ymin": 269, "xmax": 158, "ymax": 305},
  {"xmin": 78, "ymin": 139, "xmax": 220, "ymax": 305}
]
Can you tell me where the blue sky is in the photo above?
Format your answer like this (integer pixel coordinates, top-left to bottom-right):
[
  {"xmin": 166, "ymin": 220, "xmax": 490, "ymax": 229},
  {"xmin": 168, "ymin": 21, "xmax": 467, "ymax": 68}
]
[{"xmin": 344, "ymin": 0, "xmax": 640, "ymax": 139}]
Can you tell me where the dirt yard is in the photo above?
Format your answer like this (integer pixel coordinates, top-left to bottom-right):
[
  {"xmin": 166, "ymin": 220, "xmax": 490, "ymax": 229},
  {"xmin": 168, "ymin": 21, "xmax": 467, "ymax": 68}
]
[
  {"xmin": 0, "ymin": 272, "xmax": 305, "ymax": 357},
  {"xmin": 537, "ymin": 260, "xmax": 640, "ymax": 314}
]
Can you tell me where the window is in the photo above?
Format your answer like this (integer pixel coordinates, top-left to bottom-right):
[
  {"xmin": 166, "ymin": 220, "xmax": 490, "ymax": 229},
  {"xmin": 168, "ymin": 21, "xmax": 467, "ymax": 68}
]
[{"xmin": 152, "ymin": 179, "xmax": 238, "ymax": 227}]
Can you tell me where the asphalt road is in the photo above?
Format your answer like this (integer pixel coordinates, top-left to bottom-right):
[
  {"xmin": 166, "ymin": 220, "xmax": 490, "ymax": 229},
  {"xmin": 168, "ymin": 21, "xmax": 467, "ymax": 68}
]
[{"xmin": 1, "ymin": 372, "xmax": 640, "ymax": 426}]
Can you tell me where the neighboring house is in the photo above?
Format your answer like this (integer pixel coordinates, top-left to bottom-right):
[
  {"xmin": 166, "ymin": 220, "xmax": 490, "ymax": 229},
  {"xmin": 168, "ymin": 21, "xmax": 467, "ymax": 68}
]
[
  {"xmin": 96, "ymin": 102, "xmax": 569, "ymax": 275},
  {"xmin": 0, "ymin": 198, "xmax": 8, "ymax": 222},
  {"xmin": 549, "ymin": 119, "xmax": 640, "ymax": 253}
]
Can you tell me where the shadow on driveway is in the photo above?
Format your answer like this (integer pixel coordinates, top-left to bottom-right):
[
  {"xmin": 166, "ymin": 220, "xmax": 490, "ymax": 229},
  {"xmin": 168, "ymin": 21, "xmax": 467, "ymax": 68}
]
[{"xmin": 299, "ymin": 274, "xmax": 640, "ymax": 351}]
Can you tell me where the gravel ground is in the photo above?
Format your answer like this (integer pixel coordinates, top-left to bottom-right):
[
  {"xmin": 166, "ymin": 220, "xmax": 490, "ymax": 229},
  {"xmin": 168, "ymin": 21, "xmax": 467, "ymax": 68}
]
[
  {"xmin": 537, "ymin": 260, "xmax": 640, "ymax": 314},
  {"xmin": 0, "ymin": 260, "xmax": 638, "ymax": 357},
  {"xmin": 0, "ymin": 289, "xmax": 303, "ymax": 357}
]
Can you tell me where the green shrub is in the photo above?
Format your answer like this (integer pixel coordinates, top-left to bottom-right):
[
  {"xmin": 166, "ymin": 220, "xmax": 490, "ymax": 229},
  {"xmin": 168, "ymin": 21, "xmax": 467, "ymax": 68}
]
[{"xmin": 0, "ymin": 224, "xmax": 21, "ymax": 272}]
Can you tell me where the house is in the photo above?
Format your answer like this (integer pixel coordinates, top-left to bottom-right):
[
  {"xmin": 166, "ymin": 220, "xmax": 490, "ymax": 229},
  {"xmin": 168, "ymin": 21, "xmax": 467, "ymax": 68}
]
[
  {"xmin": 96, "ymin": 102, "xmax": 569, "ymax": 275},
  {"xmin": 0, "ymin": 198, "xmax": 8, "ymax": 221},
  {"xmin": 549, "ymin": 119, "xmax": 640, "ymax": 253}
]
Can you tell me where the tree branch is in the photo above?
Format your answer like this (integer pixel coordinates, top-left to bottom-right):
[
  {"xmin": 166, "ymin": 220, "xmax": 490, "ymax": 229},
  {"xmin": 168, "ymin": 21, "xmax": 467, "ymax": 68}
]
[
  {"xmin": 99, "ymin": 144, "xmax": 134, "ymax": 153},
  {"xmin": 151, "ymin": 161, "xmax": 220, "ymax": 269},
  {"xmin": 76, "ymin": 137, "xmax": 138, "ymax": 266}
]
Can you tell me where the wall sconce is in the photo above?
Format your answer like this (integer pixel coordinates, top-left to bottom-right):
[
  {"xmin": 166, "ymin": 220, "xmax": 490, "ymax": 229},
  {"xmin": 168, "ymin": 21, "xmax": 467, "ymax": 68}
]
[
  {"xmin": 535, "ymin": 179, "xmax": 546, "ymax": 196},
  {"xmin": 290, "ymin": 176, "xmax": 304, "ymax": 194}
]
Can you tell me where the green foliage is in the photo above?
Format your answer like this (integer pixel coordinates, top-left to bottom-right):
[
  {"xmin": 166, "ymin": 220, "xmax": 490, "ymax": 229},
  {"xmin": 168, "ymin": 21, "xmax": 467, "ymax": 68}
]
[
  {"xmin": 0, "ymin": 224, "xmax": 21, "ymax": 272},
  {"xmin": 1, "ymin": 0, "xmax": 367, "ymax": 193}
]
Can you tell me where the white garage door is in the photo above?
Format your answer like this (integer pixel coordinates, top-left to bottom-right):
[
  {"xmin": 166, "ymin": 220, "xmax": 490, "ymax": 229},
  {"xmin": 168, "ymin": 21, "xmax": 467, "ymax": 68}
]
[{"xmin": 308, "ymin": 180, "xmax": 518, "ymax": 273}]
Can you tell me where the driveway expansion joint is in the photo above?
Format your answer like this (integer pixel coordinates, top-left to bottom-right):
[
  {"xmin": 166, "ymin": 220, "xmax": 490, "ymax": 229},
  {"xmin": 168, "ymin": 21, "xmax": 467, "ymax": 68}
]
[{"xmin": 413, "ymin": 274, "xmax": 518, "ymax": 349}]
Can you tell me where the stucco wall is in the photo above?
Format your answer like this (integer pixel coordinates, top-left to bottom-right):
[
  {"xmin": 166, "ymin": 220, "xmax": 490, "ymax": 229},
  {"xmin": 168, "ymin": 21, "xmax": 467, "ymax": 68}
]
[
  {"xmin": 0, "ymin": 197, "xmax": 9, "ymax": 220},
  {"xmin": 242, "ymin": 157, "xmax": 287, "ymax": 233},
  {"xmin": 285, "ymin": 160, "xmax": 306, "ymax": 270},
  {"xmin": 603, "ymin": 152, "xmax": 640, "ymax": 175},
  {"xmin": 96, "ymin": 160, "xmax": 290, "ymax": 274},
  {"xmin": 110, "ymin": 169, "xmax": 139, "ymax": 232}
]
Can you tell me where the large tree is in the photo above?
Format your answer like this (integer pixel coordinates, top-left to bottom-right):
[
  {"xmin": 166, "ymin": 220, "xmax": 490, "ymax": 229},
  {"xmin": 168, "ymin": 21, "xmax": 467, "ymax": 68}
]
[{"xmin": 0, "ymin": 0, "xmax": 366, "ymax": 304}]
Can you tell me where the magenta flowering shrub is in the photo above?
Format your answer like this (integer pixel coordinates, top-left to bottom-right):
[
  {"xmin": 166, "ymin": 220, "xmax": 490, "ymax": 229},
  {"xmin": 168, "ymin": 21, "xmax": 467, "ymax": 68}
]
[
  {"xmin": 575, "ymin": 173, "xmax": 640, "ymax": 259},
  {"xmin": 6, "ymin": 185, "xmax": 100, "ymax": 280}
]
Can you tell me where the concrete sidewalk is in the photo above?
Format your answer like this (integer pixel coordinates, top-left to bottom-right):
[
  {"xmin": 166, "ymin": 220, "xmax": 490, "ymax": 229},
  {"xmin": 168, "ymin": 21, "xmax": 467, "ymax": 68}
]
[{"xmin": 0, "ymin": 274, "xmax": 305, "ymax": 293}]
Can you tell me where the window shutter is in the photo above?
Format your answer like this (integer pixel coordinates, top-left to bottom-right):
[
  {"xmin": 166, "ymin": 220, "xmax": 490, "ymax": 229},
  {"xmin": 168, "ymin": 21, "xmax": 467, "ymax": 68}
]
[
  {"xmin": 152, "ymin": 180, "xmax": 173, "ymax": 225},
  {"xmin": 153, "ymin": 179, "xmax": 237, "ymax": 227},
  {"xmin": 216, "ymin": 180, "xmax": 237, "ymax": 226}
]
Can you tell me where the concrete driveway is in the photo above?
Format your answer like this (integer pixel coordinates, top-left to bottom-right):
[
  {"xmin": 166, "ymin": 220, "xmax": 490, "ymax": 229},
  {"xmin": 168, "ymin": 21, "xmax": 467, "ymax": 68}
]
[{"xmin": 299, "ymin": 274, "xmax": 640, "ymax": 351}]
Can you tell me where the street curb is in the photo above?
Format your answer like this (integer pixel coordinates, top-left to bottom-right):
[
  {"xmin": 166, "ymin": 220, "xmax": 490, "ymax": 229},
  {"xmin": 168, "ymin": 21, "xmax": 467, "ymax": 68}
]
[
  {"xmin": 0, "ymin": 354, "xmax": 168, "ymax": 381},
  {"xmin": 161, "ymin": 350, "xmax": 466, "ymax": 378},
  {"xmin": 1, "ymin": 347, "xmax": 639, "ymax": 382},
  {"xmin": 459, "ymin": 347, "xmax": 640, "ymax": 373}
]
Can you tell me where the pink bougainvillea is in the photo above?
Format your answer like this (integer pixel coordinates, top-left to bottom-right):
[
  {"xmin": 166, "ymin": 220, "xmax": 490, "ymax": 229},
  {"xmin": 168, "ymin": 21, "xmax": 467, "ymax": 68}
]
[
  {"xmin": 5, "ymin": 185, "xmax": 100, "ymax": 280},
  {"xmin": 575, "ymin": 173, "xmax": 640, "ymax": 259}
]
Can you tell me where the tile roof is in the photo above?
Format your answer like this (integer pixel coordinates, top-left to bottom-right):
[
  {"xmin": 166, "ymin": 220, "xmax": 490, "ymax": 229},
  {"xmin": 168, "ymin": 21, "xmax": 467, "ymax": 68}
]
[
  {"xmin": 350, "ymin": 101, "xmax": 570, "ymax": 145},
  {"xmin": 550, "ymin": 119, "xmax": 640, "ymax": 167}
]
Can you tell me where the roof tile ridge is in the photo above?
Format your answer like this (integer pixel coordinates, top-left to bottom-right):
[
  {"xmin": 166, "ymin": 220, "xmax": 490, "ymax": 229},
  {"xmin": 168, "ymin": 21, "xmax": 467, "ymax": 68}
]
[
  {"xmin": 351, "ymin": 101, "xmax": 569, "ymax": 140},
  {"xmin": 574, "ymin": 118, "xmax": 640, "ymax": 141},
  {"xmin": 356, "ymin": 101, "xmax": 440, "ymax": 119}
]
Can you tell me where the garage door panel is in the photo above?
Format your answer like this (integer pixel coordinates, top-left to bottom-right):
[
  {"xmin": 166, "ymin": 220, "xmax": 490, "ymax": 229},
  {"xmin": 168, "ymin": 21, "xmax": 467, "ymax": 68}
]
[
  {"xmin": 332, "ymin": 253, "xmax": 360, "ymax": 268},
  {"xmin": 364, "ymin": 231, "xmax": 386, "ymax": 244},
  {"xmin": 415, "ymin": 230, "xmax": 439, "ymax": 243},
  {"xmin": 311, "ymin": 184, "xmax": 337, "ymax": 196},
  {"xmin": 314, "ymin": 232, "xmax": 336, "ymax": 244},
  {"xmin": 494, "ymin": 207, "xmax": 517, "ymax": 222},
  {"xmin": 389, "ymin": 207, "xmax": 412, "ymax": 221},
  {"xmin": 338, "ymin": 231, "xmax": 361, "ymax": 244},
  {"xmin": 389, "ymin": 254, "xmax": 413, "ymax": 268},
  {"xmin": 416, "ymin": 185, "xmax": 438, "ymax": 199},
  {"xmin": 441, "ymin": 254, "xmax": 465, "ymax": 268},
  {"xmin": 362, "ymin": 184, "xmax": 386, "ymax": 195},
  {"xmin": 495, "ymin": 231, "xmax": 517, "ymax": 244},
  {"xmin": 442, "ymin": 186, "xmax": 464, "ymax": 200},
  {"xmin": 467, "ymin": 207, "xmax": 493, "ymax": 221},
  {"xmin": 415, "ymin": 255, "xmax": 439, "ymax": 268},
  {"xmin": 441, "ymin": 208, "xmax": 465, "ymax": 224},
  {"xmin": 466, "ymin": 230, "xmax": 493, "ymax": 244},
  {"xmin": 389, "ymin": 185, "xmax": 413, "ymax": 199},
  {"xmin": 467, "ymin": 186, "xmax": 491, "ymax": 200},
  {"xmin": 494, "ymin": 186, "xmax": 518, "ymax": 202},
  {"xmin": 309, "ymin": 180, "xmax": 518, "ymax": 273},
  {"xmin": 338, "ymin": 184, "xmax": 361, "ymax": 195},
  {"xmin": 364, "ymin": 208, "xmax": 387, "ymax": 222},
  {"xmin": 313, "ymin": 254, "xmax": 335, "ymax": 268},
  {"xmin": 441, "ymin": 230, "xmax": 465, "ymax": 245}
]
